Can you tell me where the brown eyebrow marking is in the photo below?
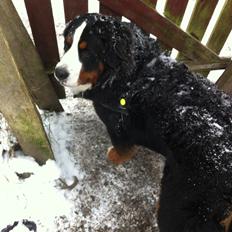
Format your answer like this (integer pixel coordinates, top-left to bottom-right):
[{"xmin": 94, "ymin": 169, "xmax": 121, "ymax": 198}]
[
  {"xmin": 65, "ymin": 34, "xmax": 73, "ymax": 46},
  {"xmin": 79, "ymin": 41, "xmax": 88, "ymax": 49}
]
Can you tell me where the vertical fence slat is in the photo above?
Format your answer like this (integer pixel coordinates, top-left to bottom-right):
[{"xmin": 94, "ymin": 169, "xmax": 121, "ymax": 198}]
[
  {"xmin": 1, "ymin": 0, "xmax": 63, "ymax": 111},
  {"xmin": 206, "ymin": 0, "xmax": 232, "ymax": 54},
  {"xmin": 24, "ymin": 0, "xmax": 65, "ymax": 99},
  {"xmin": 186, "ymin": 0, "xmax": 218, "ymax": 41},
  {"xmin": 201, "ymin": 0, "xmax": 232, "ymax": 76},
  {"xmin": 160, "ymin": 0, "xmax": 188, "ymax": 53},
  {"xmin": 177, "ymin": 0, "xmax": 218, "ymax": 60},
  {"xmin": 216, "ymin": 61, "xmax": 232, "ymax": 94},
  {"xmin": 24, "ymin": 0, "xmax": 59, "ymax": 70},
  {"xmin": 164, "ymin": 0, "xmax": 189, "ymax": 26},
  {"xmin": 63, "ymin": 0, "xmax": 88, "ymax": 23}
]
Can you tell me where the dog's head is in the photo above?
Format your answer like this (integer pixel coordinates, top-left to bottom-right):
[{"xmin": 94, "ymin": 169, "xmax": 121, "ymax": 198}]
[{"xmin": 54, "ymin": 13, "xmax": 135, "ymax": 94}]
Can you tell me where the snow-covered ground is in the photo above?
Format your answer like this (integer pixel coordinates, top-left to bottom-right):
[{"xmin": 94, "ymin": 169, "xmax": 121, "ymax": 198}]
[
  {"xmin": 0, "ymin": 0, "xmax": 231, "ymax": 231},
  {"xmin": 0, "ymin": 98, "xmax": 163, "ymax": 232}
]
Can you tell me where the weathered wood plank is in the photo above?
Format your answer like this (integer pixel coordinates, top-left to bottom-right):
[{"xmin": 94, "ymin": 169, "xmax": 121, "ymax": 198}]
[
  {"xmin": 177, "ymin": 0, "xmax": 218, "ymax": 60},
  {"xmin": 186, "ymin": 0, "xmax": 218, "ymax": 41},
  {"xmin": 161, "ymin": 0, "xmax": 188, "ymax": 52},
  {"xmin": 185, "ymin": 59, "xmax": 230, "ymax": 71},
  {"xmin": 99, "ymin": 0, "xmax": 221, "ymax": 63},
  {"xmin": 206, "ymin": 0, "xmax": 232, "ymax": 54},
  {"xmin": 164, "ymin": 0, "xmax": 188, "ymax": 26},
  {"xmin": 0, "ymin": 12, "xmax": 54, "ymax": 163},
  {"xmin": 24, "ymin": 0, "xmax": 59, "ymax": 70},
  {"xmin": 24, "ymin": 0, "xmax": 65, "ymax": 99},
  {"xmin": 201, "ymin": 0, "xmax": 232, "ymax": 76},
  {"xmin": 0, "ymin": 0, "xmax": 63, "ymax": 112},
  {"xmin": 100, "ymin": 4, "xmax": 122, "ymax": 19},
  {"xmin": 216, "ymin": 61, "xmax": 232, "ymax": 94},
  {"xmin": 63, "ymin": 0, "xmax": 88, "ymax": 23},
  {"xmin": 142, "ymin": 0, "xmax": 157, "ymax": 8}
]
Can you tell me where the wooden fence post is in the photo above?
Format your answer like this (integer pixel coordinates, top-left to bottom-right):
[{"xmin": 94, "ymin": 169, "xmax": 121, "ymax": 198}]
[
  {"xmin": 0, "ymin": 0, "xmax": 63, "ymax": 112},
  {"xmin": 216, "ymin": 61, "xmax": 232, "ymax": 94},
  {"xmin": 0, "ymin": 1, "xmax": 55, "ymax": 163}
]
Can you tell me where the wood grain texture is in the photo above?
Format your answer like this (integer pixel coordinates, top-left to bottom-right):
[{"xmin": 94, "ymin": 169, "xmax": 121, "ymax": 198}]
[
  {"xmin": 186, "ymin": 0, "xmax": 218, "ymax": 41},
  {"xmin": 99, "ymin": 0, "xmax": 221, "ymax": 63},
  {"xmin": 177, "ymin": 0, "xmax": 218, "ymax": 60},
  {"xmin": 206, "ymin": 0, "xmax": 232, "ymax": 54},
  {"xmin": 201, "ymin": 0, "xmax": 232, "ymax": 76},
  {"xmin": 0, "ymin": 0, "xmax": 63, "ymax": 111},
  {"xmin": 63, "ymin": 0, "xmax": 88, "ymax": 22},
  {"xmin": 142, "ymin": 0, "xmax": 157, "ymax": 8},
  {"xmin": 0, "ymin": 1, "xmax": 54, "ymax": 163},
  {"xmin": 216, "ymin": 61, "xmax": 232, "ymax": 94},
  {"xmin": 24, "ymin": 0, "xmax": 65, "ymax": 98},
  {"xmin": 100, "ymin": 4, "xmax": 122, "ymax": 19},
  {"xmin": 24, "ymin": 0, "xmax": 59, "ymax": 69},
  {"xmin": 164, "ymin": 0, "xmax": 188, "ymax": 26}
]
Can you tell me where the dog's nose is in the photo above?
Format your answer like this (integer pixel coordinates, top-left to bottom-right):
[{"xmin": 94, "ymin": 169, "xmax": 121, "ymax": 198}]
[{"xmin": 54, "ymin": 67, "xmax": 69, "ymax": 81}]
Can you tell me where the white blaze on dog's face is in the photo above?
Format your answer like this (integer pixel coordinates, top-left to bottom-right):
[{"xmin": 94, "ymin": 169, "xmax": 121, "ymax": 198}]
[
  {"xmin": 55, "ymin": 22, "xmax": 91, "ymax": 93},
  {"xmin": 55, "ymin": 22, "xmax": 90, "ymax": 93}
]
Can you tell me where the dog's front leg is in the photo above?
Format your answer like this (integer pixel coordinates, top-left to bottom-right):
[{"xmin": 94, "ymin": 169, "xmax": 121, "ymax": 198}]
[
  {"xmin": 107, "ymin": 145, "xmax": 137, "ymax": 165},
  {"xmin": 93, "ymin": 102, "xmax": 137, "ymax": 164},
  {"xmin": 106, "ymin": 128, "xmax": 137, "ymax": 165}
]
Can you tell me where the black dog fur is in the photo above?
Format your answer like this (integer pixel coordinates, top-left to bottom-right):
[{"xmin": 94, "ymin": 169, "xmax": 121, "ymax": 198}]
[{"xmin": 59, "ymin": 14, "xmax": 232, "ymax": 232}]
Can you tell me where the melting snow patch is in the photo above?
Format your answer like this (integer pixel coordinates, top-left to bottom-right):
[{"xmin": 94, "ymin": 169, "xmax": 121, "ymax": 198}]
[{"xmin": 0, "ymin": 153, "xmax": 72, "ymax": 231}]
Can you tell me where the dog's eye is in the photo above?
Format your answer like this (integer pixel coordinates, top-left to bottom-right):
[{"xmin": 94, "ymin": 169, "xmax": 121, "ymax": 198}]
[
  {"xmin": 64, "ymin": 34, "xmax": 73, "ymax": 51},
  {"xmin": 65, "ymin": 34, "xmax": 73, "ymax": 45}
]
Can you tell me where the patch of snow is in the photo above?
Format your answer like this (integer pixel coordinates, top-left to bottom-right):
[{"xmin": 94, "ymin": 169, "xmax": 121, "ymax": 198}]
[
  {"xmin": 147, "ymin": 57, "xmax": 157, "ymax": 68},
  {"xmin": 0, "ymin": 152, "xmax": 72, "ymax": 231},
  {"xmin": 176, "ymin": 90, "xmax": 189, "ymax": 96},
  {"xmin": 0, "ymin": 115, "xmax": 17, "ymax": 154},
  {"xmin": 160, "ymin": 53, "xmax": 176, "ymax": 67},
  {"xmin": 40, "ymin": 110, "xmax": 82, "ymax": 180},
  {"xmin": 176, "ymin": 106, "xmax": 194, "ymax": 116}
]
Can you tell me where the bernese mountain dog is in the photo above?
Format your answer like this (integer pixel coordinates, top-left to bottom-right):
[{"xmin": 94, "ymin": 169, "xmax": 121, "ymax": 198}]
[{"xmin": 54, "ymin": 13, "xmax": 232, "ymax": 232}]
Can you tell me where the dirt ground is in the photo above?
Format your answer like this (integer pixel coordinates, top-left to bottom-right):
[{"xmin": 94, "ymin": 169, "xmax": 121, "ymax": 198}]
[{"xmin": 56, "ymin": 98, "xmax": 164, "ymax": 232}]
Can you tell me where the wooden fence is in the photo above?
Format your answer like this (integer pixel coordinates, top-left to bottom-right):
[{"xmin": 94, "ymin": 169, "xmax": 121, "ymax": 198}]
[
  {"xmin": 22, "ymin": 0, "xmax": 232, "ymax": 88},
  {"xmin": 0, "ymin": 0, "xmax": 231, "ymax": 163}
]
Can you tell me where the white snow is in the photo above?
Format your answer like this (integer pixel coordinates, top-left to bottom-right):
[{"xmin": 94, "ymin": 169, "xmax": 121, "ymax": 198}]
[
  {"xmin": 0, "ymin": 151, "xmax": 72, "ymax": 231},
  {"xmin": 0, "ymin": 110, "xmax": 74, "ymax": 231}
]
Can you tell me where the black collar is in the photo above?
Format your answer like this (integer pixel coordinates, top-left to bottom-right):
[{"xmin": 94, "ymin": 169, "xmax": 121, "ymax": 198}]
[
  {"xmin": 74, "ymin": 93, "xmax": 129, "ymax": 115},
  {"xmin": 99, "ymin": 102, "xmax": 129, "ymax": 115}
]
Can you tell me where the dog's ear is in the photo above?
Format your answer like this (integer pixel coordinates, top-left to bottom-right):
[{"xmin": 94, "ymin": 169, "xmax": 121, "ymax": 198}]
[
  {"xmin": 113, "ymin": 26, "xmax": 133, "ymax": 61},
  {"xmin": 93, "ymin": 20, "xmax": 135, "ymax": 74}
]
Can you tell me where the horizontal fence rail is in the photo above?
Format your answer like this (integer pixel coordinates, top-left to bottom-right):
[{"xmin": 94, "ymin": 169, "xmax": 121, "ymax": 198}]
[{"xmin": 99, "ymin": 0, "xmax": 222, "ymax": 63}]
